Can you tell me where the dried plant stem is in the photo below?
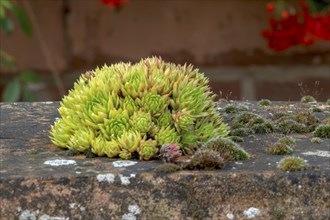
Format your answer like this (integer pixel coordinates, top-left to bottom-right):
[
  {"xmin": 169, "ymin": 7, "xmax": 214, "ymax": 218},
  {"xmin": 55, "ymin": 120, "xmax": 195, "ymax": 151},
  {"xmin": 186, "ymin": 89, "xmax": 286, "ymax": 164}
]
[{"xmin": 22, "ymin": 0, "xmax": 65, "ymax": 96}]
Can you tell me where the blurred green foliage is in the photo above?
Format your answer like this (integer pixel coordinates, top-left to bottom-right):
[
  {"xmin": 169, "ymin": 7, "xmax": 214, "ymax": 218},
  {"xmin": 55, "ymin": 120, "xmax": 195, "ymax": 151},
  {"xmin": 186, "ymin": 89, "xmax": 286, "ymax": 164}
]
[{"xmin": 0, "ymin": 0, "xmax": 40, "ymax": 102}]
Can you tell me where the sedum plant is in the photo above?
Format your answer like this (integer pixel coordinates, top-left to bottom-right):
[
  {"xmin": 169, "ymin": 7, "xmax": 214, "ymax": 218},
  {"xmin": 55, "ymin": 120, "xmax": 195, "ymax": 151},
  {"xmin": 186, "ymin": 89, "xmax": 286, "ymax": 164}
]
[{"xmin": 50, "ymin": 57, "xmax": 229, "ymax": 160}]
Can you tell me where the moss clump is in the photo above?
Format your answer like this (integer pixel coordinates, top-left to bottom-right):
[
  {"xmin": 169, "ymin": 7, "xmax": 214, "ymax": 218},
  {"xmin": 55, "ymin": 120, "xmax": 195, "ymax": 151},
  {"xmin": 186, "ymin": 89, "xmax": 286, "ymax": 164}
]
[
  {"xmin": 301, "ymin": 95, "xmax": 316, "ymax": 103},
  {"xmin": 266, "ymin": 143, "xmax": 293, "ymax": 155},
  {"xmin": 267, "ymin": 136, "xmax": 296, "ymax": 155},
  {"xmin": 184, "ymin": 149, "xmax": 224, "ymax": 170},
  {"xmin": 275, "ymin": 119, "xmax": 307, "ymax": 134},
  {"xmin": 202, "ymin": 137, "xmax": 249, "ymax": 162},
  {"xmin": 321, "ymin": 117, "xmax": 330, "ymax": 125},
  {"xmin": 274, "ymin": 112, "xmax": 319, "ymax": 134},
  {"xmin": 278, "ymin": 156, "xmax": 308, "ymax": 171},
  {"xmin": 232, "ymin": 112, "xmax": 274, "ymax": 134},
  {"xmin": 229, "ymin": 136, "xmax": 244, "ymax": 143},
  {"xmin": 312, "ymin": 107, "xmax": 322, "ymax": 113},
  {"xmin": 311, "ymin": 137, "xmax": 322, "ymax": 144},
  {"xmin": 223, "ymin": 104, "xmax": 248, "ymax": 113},
  {"xmin": 326, "ymin": 99, "xmax": 330, "ymax": 105},
  {"xmin": 229, "ymin": 128, "xmax": 254, "ymax": 137},
  {"xmin": 50, "ymin": 57, "xmax": 229, "ymax": 160},
  {"xmin": 313, "ymin": 125, "xmax": 330, "ymax": 138},
  {"xmin": 154, "ymin": 163, "xmax": 182, "ymax": 173},
  {"xmin": 258, "ymin": 99, "xmax": 272, "ymax": 106},
  {"xmin": 277, "ymin": 137, "xmax": 296, "ymax": 147}
]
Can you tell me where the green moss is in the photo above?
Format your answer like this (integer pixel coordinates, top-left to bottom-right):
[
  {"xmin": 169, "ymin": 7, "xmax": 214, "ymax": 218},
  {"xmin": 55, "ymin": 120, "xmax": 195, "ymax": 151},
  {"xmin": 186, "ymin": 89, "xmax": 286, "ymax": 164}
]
[
  {"xmin": 229, "ymin": 128, "xmax": 254, "ymax": 137},
  {"xmin": 313, "ymin": 125, "xmax": 330, "ymax": 138},
  {"xmin": 266, "ymin": 143, "xmax": 293, "ymax": 155},
  {"xmin": 312, "ymin": 107, "xmax": 322, "ymax": 113},
  {"xmin": 154, "ymin": 163, "xmax": 182, "ymax": 173},
  {"xmin": 269, "ymin": 204, "xmax": 286, "ymax": 220},
  {"xmin": 223, "ymin": 104, "xmax": 248, "ymax": 113},
  {"xmin": 277, "ymin": 137, "xmax": 296, "ymax": 147},
  {"xmin": 326, "ymin": 99, "xmax": 330, "ymax": 105},
  {"xmin": 321, "ymin": 117, "xmax": 330, "ymax": 125},
  {"xmin": 184, "ymin": 149, "xmax": 224, "ymax": 170},
  {"xmin": 232, "ymin": 112, "xmax": 274, "ymax": 134},
  {"xmin": 301, "ymin": 95, "xmax": 316, "ymax": 103},
  {"xmin": 311, "ymin": 137, "xmax": 322, "ymax": 144},
  {"xmin": 202, "ymin": 137, "xmax": 249, "ymax": 162},
  {"xmin": 229, "ymin": 136, "xmax": 244, "ymax": 143},
  {"xmin": 278, "ymin": 156, "xmax": 308, "ymax": 172},
  {"xmin": 275, "ymin": 119, "xmax": 307, "ymax": 134},
  {"xmin": 274, "ymin": 112, "xmax": 319, "ymax": 134},
  {"xmin": 252, "ymin": 122, "xmax": 274, "ymax": 134},
  {"xmin": 258, "ymin": 99, "xmax": 272, "ymax": 106}
]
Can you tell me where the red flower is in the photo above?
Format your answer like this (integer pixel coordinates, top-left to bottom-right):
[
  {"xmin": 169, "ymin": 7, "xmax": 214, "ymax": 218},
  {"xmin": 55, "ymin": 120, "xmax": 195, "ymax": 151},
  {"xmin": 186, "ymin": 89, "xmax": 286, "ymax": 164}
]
[
  {"xmin": 262, "ymin": 0, "xmax": 330, "ymax": 51},
  {"xmin": 266, "ymin": 2, "xmax": 275, "ymax": 13},
  {"xmin": 100, "ymin": 0, "xmax": 126, "ymax": 8}
]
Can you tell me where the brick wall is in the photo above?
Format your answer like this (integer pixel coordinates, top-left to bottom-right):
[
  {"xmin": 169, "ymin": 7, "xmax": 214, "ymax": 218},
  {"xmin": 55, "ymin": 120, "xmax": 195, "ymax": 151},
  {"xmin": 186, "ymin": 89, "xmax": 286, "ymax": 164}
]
[{"xmin": 0, "ymin": 0, "xmax": 329, "ymax": 101}]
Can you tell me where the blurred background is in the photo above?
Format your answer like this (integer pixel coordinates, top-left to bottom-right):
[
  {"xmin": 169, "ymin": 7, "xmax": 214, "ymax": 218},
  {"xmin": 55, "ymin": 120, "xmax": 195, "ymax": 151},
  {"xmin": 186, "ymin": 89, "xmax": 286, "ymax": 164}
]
[{"xmin": 0, "ymin": 0, "xmax": 329, "ymax": 102}]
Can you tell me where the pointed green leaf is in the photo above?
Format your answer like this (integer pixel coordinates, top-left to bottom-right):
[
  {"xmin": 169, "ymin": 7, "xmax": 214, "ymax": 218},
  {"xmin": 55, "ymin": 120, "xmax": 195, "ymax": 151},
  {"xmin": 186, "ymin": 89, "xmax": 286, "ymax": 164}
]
[
  {"xmin": 0, "ymin": 0, "xmax": 13, "ymax": 9},
  {"xmin": 2, "ymin": 79, "xmax": 21, "ymax": 102},
  {"xmin": 19, "ymin": 71, "xmax": 40, "ymax": 83},
  {"xmin": 0, "ymin": 17, "xmax": 13, "ymax": 33},
  {"xmin": 11, "ymin": 5, "xmax": 32, "ymax": 36},
  {"xmin": 22, "ymin": 87, "xmax": 35, "ymax": 101}
]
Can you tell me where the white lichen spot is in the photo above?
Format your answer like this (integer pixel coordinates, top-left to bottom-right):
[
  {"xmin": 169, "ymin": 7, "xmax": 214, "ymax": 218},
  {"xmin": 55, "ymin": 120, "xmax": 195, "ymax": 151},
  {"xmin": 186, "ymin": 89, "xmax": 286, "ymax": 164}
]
[
  {"xmin": 39, "ymin": 215, "xmax": 69, "ymax": 220},
  {"xmin": 112, "ymin": 160, "xmax": 138, "ymax": 167},
  {"xmin": 119, "ymin": 174, "xmax": 136, "ymax": 185},
  {"xmin": 96, "ymin": 173, "xmax": 115, "ymax": 183},
  {"xmin": 227, "ymin": 212, "xmax": 234, "ymax": 219},
  {"xmin": 244, "ymin": 207, "xmax": 261, "ymax": 219},
  {"xmin": 69, "ymin": 203, "xmax": 76, "ymax": 209},
  {"xmin": 122, "ymin": 213, "xmax": 136, "ymax": 220},
  {"xmin": 298, "ymin": 185, "xmax": 302, "ymax": 189},
  {"xmin": 79, "ymin": 206, "xmax": 85, "ymax": 212},
  {"xmin": 19, "ymin": 210, "xmax": 36, "ymax": 220},
  {"xmin": 289, "ymin": 104, "xmax": 294, "ymax": 107},
  {"xmin": 302, "ymin": 150, "xmax": 330, "ymax": 158},
  {"xmin": 128, "ymin": 204, "xmax": 141, "ymax": 215},
  {"xmin": 44, "ymin": 101, "xmax": 53, "ymax": 104},
  {"xmin": 76, "ymin": 171, "xmax": 82, "ymax": 174},
  {"xmin": 235, "ymin": 162, "xmax": 243, "ymax": 165},
  {"xmin": 44, "ymin": 159, "xmax": 76, "ymax": 166},
  {"xmin": 268, "ymin": 163, "xmax": 271, "ymax": 166}
]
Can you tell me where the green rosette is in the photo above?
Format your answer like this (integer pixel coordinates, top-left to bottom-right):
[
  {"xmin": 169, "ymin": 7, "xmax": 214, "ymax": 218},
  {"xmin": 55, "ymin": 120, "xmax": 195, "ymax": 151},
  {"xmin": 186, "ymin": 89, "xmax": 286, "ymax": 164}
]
[
  {"xmin": 104, "ymin": 139, "xmax": 121, "ymax": 158},
  {"xmin": 130, "ymin": 111, "xmax": 152, "ymax": 133},
  {"xmin": 139, "ymin": 93, "xmax": 168, "ymax": 116},
  {"xmin": 50, "ymin": 118, "xmax": 74, "ymax": 148},
  {"xmin": 91, "ymin": 135, "xmax": 108, "ymax": 156},
  {"xmin": 155, "ymin": 126, "xmax": 180, "ymax": 145},
  {"xmin": 117, "ymin": 130, "xmax": 142, "ymax": 153},
  {"xmin": 100, "ymin": 109, "xmax": 130, "ymax": 139},
  {"xmin": 68, "ymin": 126, "xmax": 95, "ymax": 152},
  {"xmin": 138, "ymin": 139, "xmax": 158, "ymax": 160}
]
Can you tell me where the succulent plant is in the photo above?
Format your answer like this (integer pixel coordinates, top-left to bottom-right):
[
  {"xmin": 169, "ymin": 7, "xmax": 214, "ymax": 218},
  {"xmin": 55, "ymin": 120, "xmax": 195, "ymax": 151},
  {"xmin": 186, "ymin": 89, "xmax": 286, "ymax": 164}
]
[
  {"xmin": 159, "ymin": 143, "xmax": 182, "ymax": 163},
  {"xmin": 50, "ymin": 57, "xmax": 229, "ymax": 160}
]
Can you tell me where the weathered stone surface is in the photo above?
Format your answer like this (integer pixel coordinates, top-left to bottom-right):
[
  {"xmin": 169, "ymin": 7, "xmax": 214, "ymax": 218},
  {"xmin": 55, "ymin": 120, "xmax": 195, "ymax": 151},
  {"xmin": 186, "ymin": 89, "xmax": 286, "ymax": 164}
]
[{"xmin": 0, "ymin": 102, "xmax": 329, "ymax": 219}]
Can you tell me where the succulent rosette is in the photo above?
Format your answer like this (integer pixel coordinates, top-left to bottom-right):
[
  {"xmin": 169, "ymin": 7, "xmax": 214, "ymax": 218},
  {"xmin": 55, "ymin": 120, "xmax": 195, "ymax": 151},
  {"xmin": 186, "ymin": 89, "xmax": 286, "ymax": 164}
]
[{"xmin": 50, "ymin": 57, "xmax": 229, "ymax": 160}]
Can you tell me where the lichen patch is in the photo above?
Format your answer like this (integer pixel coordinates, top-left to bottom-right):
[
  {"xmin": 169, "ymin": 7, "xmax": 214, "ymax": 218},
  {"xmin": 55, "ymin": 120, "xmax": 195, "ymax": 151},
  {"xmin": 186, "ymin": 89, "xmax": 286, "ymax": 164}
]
[
  {"xmin": 43, "ymin": 159, "xmax": 76, "ymax": 166},
  {"xmin": 119, "ymin": 174, "xmax": 136, "ymax": 185},
  {"xmin": 243, "ymin": 207, "xmax": 261, "ymax": 219},
  {"xmin": 302, "ymin": 150, "xmax": 330, "ymax": 157},
  {"xmin": 128, "ymin": 204, "xmax": 141, "ymax": 215},
  {"xmin": 112, "ymin": 160, "xmax": 138, "ymax": 167},
  {"xmin": 226, "ymin": 212, "xmax": 234, "ymax": 219},
  {"xmin": 96, "ymin": 173, "xmax": 115, "ymax": 183}
]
